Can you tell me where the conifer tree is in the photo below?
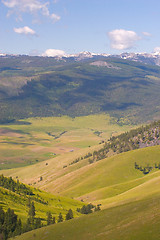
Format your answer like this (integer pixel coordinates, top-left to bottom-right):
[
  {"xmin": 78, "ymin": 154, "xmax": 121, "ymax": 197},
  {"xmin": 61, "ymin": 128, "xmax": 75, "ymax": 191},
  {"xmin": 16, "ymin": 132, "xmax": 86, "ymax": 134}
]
[
  {"xmin": 52, "ymin": 217, "xmax": 56, "ymax": 224},
  {"xmin": 57, "ymin": 213, "xmax": 63, "ymax": 223},
  {"xmin": 65, "ymin": 209, "xmax": 73, "ymax": 220},
  {"xmin": 47, "ymin": 212, "xmax": 52, "ymax": 225},
  {"xmin": 28, "ymin": 202, "xmax": 35, "ymax": 220}
]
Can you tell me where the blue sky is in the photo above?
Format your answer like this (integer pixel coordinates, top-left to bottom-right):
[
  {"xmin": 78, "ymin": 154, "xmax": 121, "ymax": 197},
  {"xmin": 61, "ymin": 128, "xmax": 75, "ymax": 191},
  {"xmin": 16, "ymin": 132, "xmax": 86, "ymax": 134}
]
[{"xmin": 1, "ymin": 0, "xmax": 160, "ymax": 56}]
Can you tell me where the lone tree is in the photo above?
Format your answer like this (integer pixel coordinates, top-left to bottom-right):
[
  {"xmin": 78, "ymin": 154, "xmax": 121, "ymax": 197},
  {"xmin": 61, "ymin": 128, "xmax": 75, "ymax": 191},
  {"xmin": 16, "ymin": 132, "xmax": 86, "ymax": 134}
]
[{"xmin": 65, "ymin": 209, "xmax": 73, "ymax": 220}]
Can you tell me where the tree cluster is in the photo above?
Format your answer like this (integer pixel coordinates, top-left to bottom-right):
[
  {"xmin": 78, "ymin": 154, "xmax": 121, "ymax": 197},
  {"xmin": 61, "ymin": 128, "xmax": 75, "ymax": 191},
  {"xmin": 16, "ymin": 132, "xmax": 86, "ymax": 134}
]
[
  {"xmin": 77, "ymin": 204, "xmax": 101, "ymax": 214},
  {"xmin": 0, "ymin": 207, "xmax": 22, "ymax": 240},
  {"xmin": 135, "ymin": 162, "xmax": 160, "ymax": 175},
  {"xmin": 48, "ymin": 209, "xmax": 74, "ymax": 224}
]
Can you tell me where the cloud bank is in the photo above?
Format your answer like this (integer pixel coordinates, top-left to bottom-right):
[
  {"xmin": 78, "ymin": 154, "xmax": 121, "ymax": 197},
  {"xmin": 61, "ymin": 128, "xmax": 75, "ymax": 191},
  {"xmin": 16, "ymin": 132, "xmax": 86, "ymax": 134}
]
[
  {"xmin": 42, "ymin": 49, "xmax": 66, "ymax": 57},
  {"xmin": 108, "ymin": 29, "xmax": 140, "ymax": 50}
]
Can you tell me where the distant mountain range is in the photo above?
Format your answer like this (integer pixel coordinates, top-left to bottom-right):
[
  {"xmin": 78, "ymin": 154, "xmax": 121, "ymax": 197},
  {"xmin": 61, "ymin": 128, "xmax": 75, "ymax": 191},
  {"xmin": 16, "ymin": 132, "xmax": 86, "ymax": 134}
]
[
  {"xmin": 1, "ymin": 51, "xmax": 160, "ymax": 66},
  {"xmin": 1, "ymin": 53, "xmax": 160, "ymax": 124}
]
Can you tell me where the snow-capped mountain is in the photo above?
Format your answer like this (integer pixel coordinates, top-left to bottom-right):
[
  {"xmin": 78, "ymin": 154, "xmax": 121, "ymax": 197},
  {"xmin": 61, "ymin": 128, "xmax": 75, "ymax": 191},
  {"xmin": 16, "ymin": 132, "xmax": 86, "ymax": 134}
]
[
  {"xmin": 65, "ymin": 51, "xmax": 160, "ymax": 65},
  {"xmin": 1, "ymin": 51, "xmax": 160, "ymax": 66}
]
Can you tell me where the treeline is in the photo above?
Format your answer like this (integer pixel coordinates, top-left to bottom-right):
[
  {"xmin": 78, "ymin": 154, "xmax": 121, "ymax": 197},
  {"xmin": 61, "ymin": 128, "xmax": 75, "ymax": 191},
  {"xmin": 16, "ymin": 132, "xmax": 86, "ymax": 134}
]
[
  {"xmin": 64, "ymin": 120, "xmax": 160, "ymax": 168},
  {"xmin": 135, "ymin": 162, "xmax": 160, "ymax": 175},
  {"xmin": 0, "ymin": 175, "xmax": 33, "ymax": 196}
]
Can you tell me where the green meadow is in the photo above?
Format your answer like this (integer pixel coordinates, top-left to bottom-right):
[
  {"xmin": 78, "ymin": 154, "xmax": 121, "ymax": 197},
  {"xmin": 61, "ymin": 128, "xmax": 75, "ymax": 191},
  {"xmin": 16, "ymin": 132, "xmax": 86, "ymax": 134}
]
[{"xmin": 0, "ymin": 114, "xmax": 134, "ymax": 170}]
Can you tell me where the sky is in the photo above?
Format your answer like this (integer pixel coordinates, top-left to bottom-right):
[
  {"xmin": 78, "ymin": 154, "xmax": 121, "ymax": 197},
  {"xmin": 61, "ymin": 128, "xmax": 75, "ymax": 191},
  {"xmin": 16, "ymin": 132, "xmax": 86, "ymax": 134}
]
[{"xmin": 1, "ymin": 0, "xmax": 160, "ymax": 56}]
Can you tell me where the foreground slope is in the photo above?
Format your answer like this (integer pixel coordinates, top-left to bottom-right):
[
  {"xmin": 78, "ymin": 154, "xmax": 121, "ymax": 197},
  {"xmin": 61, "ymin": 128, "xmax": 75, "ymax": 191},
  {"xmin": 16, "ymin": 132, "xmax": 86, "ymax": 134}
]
[{"xmin": 12, "ymin": 193, "xmax": 160, "ymax": 240}]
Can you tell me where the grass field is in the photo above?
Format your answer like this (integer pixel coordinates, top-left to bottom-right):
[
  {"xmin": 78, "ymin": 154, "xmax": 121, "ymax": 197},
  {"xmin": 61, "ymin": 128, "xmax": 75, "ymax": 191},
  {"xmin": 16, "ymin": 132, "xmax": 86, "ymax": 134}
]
[{"xmin": 0, "ymin": 114, "xmax": 134, "ymax": 170}]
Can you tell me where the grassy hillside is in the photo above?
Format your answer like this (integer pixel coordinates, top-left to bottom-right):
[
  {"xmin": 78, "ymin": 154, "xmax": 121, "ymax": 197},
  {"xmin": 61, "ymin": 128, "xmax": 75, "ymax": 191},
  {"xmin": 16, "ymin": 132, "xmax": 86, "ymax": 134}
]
[
  {"xmin": 38, "ymin": 146, "xmax": 160, "ymax": 204},
  {"xmin": 0, "ymin": 179, "xmax": 84, "ymax": 224},
  {"xmin": 11, "ymin": 192, "xmax": 160, "ymax": 240},
  {"xmin": 1, "ymin": 56, "xmax": 160, "ymax": 123},
  {"xmin": 0, "ymin": 114, "xmax": 133, "ymax": 170},
  {"xmin": 2, "ymin": 144, "xmax": 160, "ymax": 206}
]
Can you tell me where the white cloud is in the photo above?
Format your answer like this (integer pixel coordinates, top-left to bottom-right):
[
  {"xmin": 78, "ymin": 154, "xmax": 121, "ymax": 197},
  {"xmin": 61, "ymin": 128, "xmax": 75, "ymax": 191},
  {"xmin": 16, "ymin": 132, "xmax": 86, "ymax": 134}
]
[
  {"xmin": 42, "ymin": 49, "xmax": 66, "ymax": 57},
  {"xmin": 142, "ymin": 32, "xmax": 151, "ymax": 37},
  {"xmin": 2, "ymin": 0, "xmax": 61, "ymax": 22},
  {"xmin": 108, "ymin": 29, "xmax": 140, "ymax": 50},
  {"xmin": 2, "ymin": 0, "xmax": 49, "ymax": 15},
  {"xmin": 50, "ymin": 13, "xmax": 61, "ymax": 22},
  {"xmin": 14, "ymin": 26, "xmax": 36, "ymax": 36}
]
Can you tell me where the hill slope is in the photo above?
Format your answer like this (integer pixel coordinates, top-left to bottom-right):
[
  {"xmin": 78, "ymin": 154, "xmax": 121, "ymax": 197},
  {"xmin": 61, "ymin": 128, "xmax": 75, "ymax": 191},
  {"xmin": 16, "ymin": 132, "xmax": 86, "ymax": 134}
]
[
  {"xmin": 1, "ymin": 56, "xmax": 160, "ymax": 123},
  {"xmin": 0, "ymin": 176, "xmax": 84, "ymax": 224},
  {"xmin": 12, "ymin": 192, "xmax": 160, "ymax": 240}
]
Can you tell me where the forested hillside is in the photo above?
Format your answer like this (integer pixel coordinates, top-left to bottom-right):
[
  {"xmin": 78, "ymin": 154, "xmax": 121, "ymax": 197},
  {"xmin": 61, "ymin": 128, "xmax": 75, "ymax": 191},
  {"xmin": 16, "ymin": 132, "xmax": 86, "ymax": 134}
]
[
  {"xmin": 1, "ymin": 55, "xmax": 160, "ymax": 124},
  {"xmin": 63, "ymin": 120, "xmax": 160, "ymax": 170}
]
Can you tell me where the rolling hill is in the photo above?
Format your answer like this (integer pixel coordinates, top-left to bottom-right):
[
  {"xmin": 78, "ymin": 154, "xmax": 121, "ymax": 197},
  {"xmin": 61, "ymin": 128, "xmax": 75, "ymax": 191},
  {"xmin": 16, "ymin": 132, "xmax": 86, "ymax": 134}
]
[{"xmin": 2, "ymin": 144, "xmax": 160, "ymax": 207}]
